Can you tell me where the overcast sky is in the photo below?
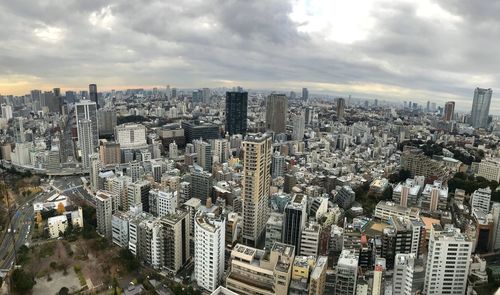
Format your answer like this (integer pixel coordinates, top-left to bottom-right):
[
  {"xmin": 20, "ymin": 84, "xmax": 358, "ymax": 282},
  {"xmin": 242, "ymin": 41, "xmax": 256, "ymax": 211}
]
[{"xmin": 0, "ymin": 0, "xmax": 498, "ymax": 113}]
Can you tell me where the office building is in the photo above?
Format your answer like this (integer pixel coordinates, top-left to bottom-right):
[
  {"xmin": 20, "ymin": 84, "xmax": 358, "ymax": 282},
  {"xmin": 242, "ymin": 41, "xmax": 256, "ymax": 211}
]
[
  {"xmin": 302, "ymin": 88, "xmax": 308, "ymax": 101},
  {"xmin": 271, "ymin": 152, "xmax": 285, "ymax": 179},
  {"xmin": 471, "ymin": 87, "xmax": 492, "ymax": 129},
  {"xmin": 471, "ymin": 187, "xmax": 492, "ymax": 214},
  {"xmin": 98, "ymin": 109, "xmax": 117, "ymax": 135},
  {"xmin": 181, "ymin": 121, "xmax": 220, "ymax": 143},
  {"xmin": 77, "ymin": 119, "xmax": 94, "ymax": 169},
  {"xmin": 265, "ymin": 94, "xmax": 288, "ymax": 133},
  {"xmin": 335, "ymin": 186, "xmax": 355, "ymax": 209},
  {"xmin": 213, "ymin": 139, "xmax": 229, "ymax": 164},
  {"xmin": 374, "ymin": 201, "xmax": 420, "ymax": 222},
  {"xmin": 96, "ymin": 190, "xmax": 113, "ymax": 239},
  {"xmin": 335, "ymin": 250, "xmax": 358, "ymax": 295},
  {"xmin": 115, "ymin": 123, "xmax": 147, "ymax": 149},
  {"xmin": 194, "ymin": 212, "xmax": 225, "ymax": 292},
  {"xmin": 299, "ymin": 222, "xmax": 320, "ymax": 257},
  {"xmin": 423, "ymin": 225, "xmax": 472, "ymax": 295},
  {"xmin": 336, "ymin": 97, "xmax": 346, "ymax": 121},
  {"xmin": 99, "ymin": 140, "xmax": 121, "ymax": 166},
  {"xmin": 421, "ymin": 181, "xmax": 448, "ymax": 212},
  {"xmin": 75, "ymin": 99, "xmax": 99, "ymax": 149},
  {"xmin": 265, "ymin": 213, "xmax": 283, "ymax": 250},
  {"xmin": 292, "ymin": 113, "xmax": 305, "ymax": 141},
  {"xmin": 89, "ymin": 83, "xmax": 99, "ymax": 108},
  {"xmin": 1, "ymin": 104, "xmax": 12, "ymax": 120},
  {"xmin": 226, "ymin": 243, "xmax": 295, "ymax": 295},
  {"xmin": 282, "ymin": 194, "xmax": 307, "ymax": 250},
  {"xmin": 225, "ymin": 91, "xmax": 248, "ymax": 136},
  {"xmin": 149, "ymin": 189, "xmax": 178, "ymax": 217},
  {"xmin": 242, "ymin": 134, "xmax": 272, "ymax": 247},
  {"xmin": 443, "ymin": 101, "xmax": 455, "ymax": 122},
  {"xmin": 190, "ymin": 168, "xmax": 213, "ymax": 203},
  {"xmin": 195, "ymin": 140, "xmax": 212, "ymax": 172},
  {"xmin": 128, "ymin": 180, "xmax": 151, "ymax": 211}
]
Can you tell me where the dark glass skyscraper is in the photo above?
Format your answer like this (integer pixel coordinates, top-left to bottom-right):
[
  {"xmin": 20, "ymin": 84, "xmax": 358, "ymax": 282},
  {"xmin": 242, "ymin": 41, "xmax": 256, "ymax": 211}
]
[
  {"xmin": 89, "ymin": 84, "xmax": 99, "ymax": 109},
  {"xmin": 225, "ymin": 91, "xmax": 248, "ymax": 136}
]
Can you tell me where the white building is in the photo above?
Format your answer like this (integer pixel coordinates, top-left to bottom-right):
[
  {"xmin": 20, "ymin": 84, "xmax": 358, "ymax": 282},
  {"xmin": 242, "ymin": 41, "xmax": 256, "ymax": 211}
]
[
  {"xmin": 393, "ymin": 253, "xmax": 416, "ymax": 295},
  {"xmin": 89, "ymin": 153, "xmax": 100, "ymax": 192},
  {"xmin": 48, "ymin": 215, "xmax": 68, "ymax": 238},
  {"xmin": 299, "ymin": 222, "xmax": 320, "ymax": 257},
  {"xmin": 1, "ymin": 104, "xmax": 12, "ymax": 120},
  {"xmin": 95, "ymin": 190, "xmax": 113, "ymax": 239},
  {"xmin": 150, "ymin": 189, "xmax": 178, "ymax": 217},
  {"xmin": 423, "ymin": 225, "xmax": 472, "ymax": 295},
  {"xmin": 477, "ymin": 158, "xmax": 500, "ymax": 182},
  {"xmin": 471, "ymin": 187, "xmax": 492, "ymax": 214},
  {"xmin": 335, "ymin": 250, "xmax": 358, "ymax": 295},
  {"xmin": 112, "ymin": 211, "xmax": 132, "ymax": 248},
  {"xmin": 194, "ymin": 212, "xmax": 226, "ymax": 292},
  {"xmin": 115, "ymin": 123, "xmax": 147, "ymax": 149},
  {"xmin": 78, "ymin": 119, "xmax": 94, "ymax": 169}
]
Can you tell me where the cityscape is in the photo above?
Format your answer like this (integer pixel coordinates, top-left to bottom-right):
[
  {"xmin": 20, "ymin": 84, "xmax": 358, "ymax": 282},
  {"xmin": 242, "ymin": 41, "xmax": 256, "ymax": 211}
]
[{"xmin": 1, "ymin": 1, "xmax": 500, "ymax": 295}]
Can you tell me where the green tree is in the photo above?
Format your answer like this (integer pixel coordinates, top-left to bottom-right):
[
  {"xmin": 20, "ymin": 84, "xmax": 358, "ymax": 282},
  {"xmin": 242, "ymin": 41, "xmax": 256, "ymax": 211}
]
[
  {"xmin": 11, "ymin": 269, "xmax": 35, "ymax": 293},
  {"xmin": 119, "ymin": 249, "xmax": 139, "ymax": 272}
]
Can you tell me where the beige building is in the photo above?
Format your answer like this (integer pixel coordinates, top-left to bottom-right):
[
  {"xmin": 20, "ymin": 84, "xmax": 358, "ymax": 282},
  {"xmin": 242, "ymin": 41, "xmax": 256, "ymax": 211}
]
[
  {"xmin": 309, "ymin": 256, "xmax": 328, "ymax": 295},
  {"xmin": 226, "ymin": 243, "xmax": 295, "ymax": 295},
  {"xmin": 242, "ymin": 134, "xmax": 272, "ymax": 247},
  {"xmin": 96, "ymin": 190, "xmax": 113, "ymax": 239},
  {"xmin": 265, "ymin": 94, "xmax": 288, "ymax": 133},
  {"xmin": 477, "ymin": 158, "xmax": 500, "ymax": 182},
  {"xmin": 99, "ymin": 139, "xmax": 121, "ymax": 166}
]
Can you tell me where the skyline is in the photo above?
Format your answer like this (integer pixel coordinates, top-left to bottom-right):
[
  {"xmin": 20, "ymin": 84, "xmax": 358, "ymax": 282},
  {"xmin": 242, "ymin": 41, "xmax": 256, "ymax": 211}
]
[{"xmin": 0, "ymin": 0, "xmax": 499, "ymax": 113}]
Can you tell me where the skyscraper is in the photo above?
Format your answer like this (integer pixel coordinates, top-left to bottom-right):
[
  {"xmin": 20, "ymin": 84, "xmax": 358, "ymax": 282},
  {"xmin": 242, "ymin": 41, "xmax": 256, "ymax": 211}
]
[
  {"xmin": 89, "ymin": 84, "xmax": 99, "ymax": 109},
  {"xmin": 96, "ymin": 190, "xmax": 113, "ymax": 239},
  {"xmin": 242, "ymin": 134, "xmax": 272, "ymax": 247},
  {"xmin": 471, "ymin": 87, "xmax": 492, "ymax": 129},
  {"xmin": 75, "ymin": 99, "xmax": 99, "ymax": 149},
  {"xmin": 443, "ymin": 101, "xmax": 455, "ymax": 122},
  {"xmin": 194, "ymin": 212, "xmax": 225, "ymax": 292},
  {"xmin": 302, "ymin": 87, "xmax": 309, "ymax": 101},
  {"xmin": 89, "ymin": 153, "xmax": 100, "ymax": 192},
  {"xmin": 265, "ymin": 94, "xmax": 288, "ymax": 133},
  {"xmin": 337, "ymin": 97, "xmax": 346, "ymax": 121},
  {"xmin": 292, "ymin": 113, "xmax": 305, "ymax": 140},
  {"xmin": 225, "ymin": 91, "xmax": 248, "ymax": 136},
  {"xmin": 423, "ymin": 225, "xmax": 472, "ymax": 295},
  {"xmin": 77, "ymin": 119, "xmax": 93, "ymax": 169}
]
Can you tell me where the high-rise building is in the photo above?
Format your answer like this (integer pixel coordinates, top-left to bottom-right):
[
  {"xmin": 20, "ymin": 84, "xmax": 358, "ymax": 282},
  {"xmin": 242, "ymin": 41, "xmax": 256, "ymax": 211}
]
[
  {"xmin": 98, "ymin": 109, "xmax": 117, "ymax": 135},
  {"xmin": 75, "ymin": 99, "xmax": 99, "ymax": 149},
  {"xmin": 89, "ymin": 153, "xmax": 100, "ymax": 192},
  {"xmin": 242, "ymin": 134, "xmax": 272, "ymax": 247},
  {"xmin": 194, "ymin": 212, "xmax": 225, "ymax": 292},
  {"xmin": 213, "ymin": 139, "xmax": 229, "ymax": 164},
  {"xmin": 149, "ymin": 189, "xmax": 178, "ymax": 217},
  {"xmin": 265, "ymin": 94, "xmax": 288, "ymax": 133},
  {"xmin": 225, "ymin": 91, "xmax": 248, "ymax": 136},
  {"xmin": 282, "ymin": 194, "xmax": 307, "ymax": 250},
  {"xmin": 96, "ymin": 190, "xmax": 113, "ymax": 239},
  {"xmin": 89, "ymin": 84, "xmax": 99, "ymax": 109},
  {"xmin": 423, "ymin": 225, "xmax": 472, "ymax": 295},
  {"xmin": 336, "ymin": 98, "xmax": 346, "ymax": 121},
  {"xmin": 265, "ymin": 213, "xmax": 283, "ymax": 250},
  {"xmin": 1, "ymin": 104, "xmax": 12, "ymax": 120},
  {"xmin": 271, "ymin": 152, "xmax": 285, "ymax": 179},
  {"xmin": 471, "ymin": 187, "xmax": 492, "ymax": 214},
  {"xmin": 443, "ymin": 101, "xmax": 455, "ymax": 122},
  {"xmin": 292, "ymin": 113, "xmax": 305, "ymax": 140},
  {"xmin": 99, "ymin": 140, "xmax": 121, "ymax": 166},
  {"xmin": 190, "ymin": 168, "xmax": 213, "ymax": 203},
  {"xmin": 202, "ymin": 88, "xmax": 210, "ymax": 103},
  {"xmin": 335, "ymin": 250, "xmax": 358, "ymax": 295},
  {"xmin": 477, "ymin": 157, "xmax": 500, "ymax": 182},
  {"xmin": 302, "ymin": 88, "xmax": 309, "ymax": 101},
  {"xmin": 77, "ymin": 119, "xmax": 94, "ymax": 169},
  {"xmin": 169, "ymin": 141, "xmax": 178, "ymax": 160},
  {"xmin": 393, "ymin": 253, "xmax": 416, "ymax": 295},
  {"xmin": 299, "ymin": 222, "xmax": 320, "ymax": 257},
  {"xmin": 471, "ymin": 87, "xmax": 492, "ymax": 129},
  {"xmin": 491, "ymin": 203, "xmax": 500, "ymax": 251},
  {"xmin": 159, "ymin": 211, "xmax": 191, "ymax": 273},
  {"xmin": 195, "ymin": 140, "xmax": 212, "ymax": 172},
  {"xmin": 182, "ymin": 121, "xmax": 220, "ymax": 143}
]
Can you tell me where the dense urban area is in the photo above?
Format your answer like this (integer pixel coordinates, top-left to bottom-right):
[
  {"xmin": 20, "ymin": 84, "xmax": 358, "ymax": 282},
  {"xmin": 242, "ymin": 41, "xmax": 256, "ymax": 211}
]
[{"xmin": 0, "ymin": 85, "xmax": 498, "ymax": 295}]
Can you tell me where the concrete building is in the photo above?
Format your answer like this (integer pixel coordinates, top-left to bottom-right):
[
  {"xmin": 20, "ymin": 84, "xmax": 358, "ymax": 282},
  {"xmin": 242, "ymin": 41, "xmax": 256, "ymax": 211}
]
[
  {"xmin": 75, "ymin": 99, "xmax": 99, "ymax": 149},
  {"xmin": 477, "ymin": 158, "xmax": 500, "ymax": 182},
  {"xmin": 97, "ymin": 108, "xmax": 117, "ymax": 136},
  {"xmin": 89, "ymin": 153, "xmax": 100, "ymax": 192},
  {"xmin": 96, "ymin": 190, "xmax": 113, "ymax": 239},
  {"xmin": 471, "ymin": 87, "xmax": 492, "ymax": 129},
  {"xmin": 242, "ymin": 134, "xmax": 272, "ymax": 247},
  {"xmin": 335, "ymin": 186, "xmax": 355, "ymax": 209},
  {"xmin": 423, "ymin": 225, "xmax": 472, "ymax": 295},
  {"xmin": 225, "ymin": 91, "xmax": 248, "ymax": 136},
  {"xmin": 194, "ymin": 212, "xmax": 226, "ymax": 292},
  {"xmin": 159, "ymin": 211, "xmax": 190, "ymax": 273},
  {"xmin": 393, "ymin": 178, "xmax": 421, "ymax": 208},
  {"xmin": 265, "ymin": 212, "xmax": 283, "ymax": 250},
  {"xmin": 335, "ymin": 250, "xmax": 358, "ymax": 295},
  {"xmin": 292, "ymin": 113, "xmax": 305, "ymax": 141},
  {"xmin": 336, "ymin": 97, "xmax": 345, "ymax": 121},
  {"xmin": 393, "ymin": 253, "xmax": 416, "ymax": 295},
  {"xmin": 491, "ymin": 202, "xmax": 500, "ymax": 251},
  {"xmin": 283, "ymin": 194, "xmax": 307, "ymax": 250},
  {"xmin": 309, "ymin": 256, "xmax": 328, "ymax": 295},
  {"xmin": 271, "ymin": 152, "xmax": 285, "ymax": 179},
  {"xmin": 443, "ymin": 101, "xmax": 455, "ymax": 122},
  {"xmin": 112, "ymin": 210, "xmax": 133, "ymax": 248},
  {"xmin": 421, "ymin": 181, "xmax": 448, "ymax": 212},
  {"xmin": 77, "ymin": 119, "xmax": 94, "ymax": 169},
  {"xmin": 265, "ymin": 94, "xmax": 288, "ymax": 133},
  {"xmin": 225, "ymin": 243, "xmax": 295, "ymax": 295},
  {"xmin": 190, "ymin": 168, "xmax": 213, "ymax": 204},
  {"xmin": 300, "ymin": 222, "xmax": 320, "ymax": 257},
  {"xmin": 149, "ymin": 189, "xmax": 178, "ymax": 217},
  {"xmin": 471, "ymin": 187, "xmax": 492, "ymax": 214},
  {"xmin": 48, "ymin": 215, "xmax": 68, "ymax": 238},
  {"xmin": 115, "ymin": 123, "xmax": 147, "ymax": 149},
  {"xmin": 374, "ymin": 201, "xmax": 420, "ymax": 221},
  {"xmin": 99, "ymin": 140, "xmax": 121, "ymax": 166}
]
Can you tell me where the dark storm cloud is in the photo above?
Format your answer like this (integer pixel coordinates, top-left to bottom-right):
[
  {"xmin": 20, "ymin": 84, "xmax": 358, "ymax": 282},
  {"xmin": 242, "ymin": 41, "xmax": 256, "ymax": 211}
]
[{"xmin": 0, "ymin": 0, "xmax": 499, "ymax": 113}]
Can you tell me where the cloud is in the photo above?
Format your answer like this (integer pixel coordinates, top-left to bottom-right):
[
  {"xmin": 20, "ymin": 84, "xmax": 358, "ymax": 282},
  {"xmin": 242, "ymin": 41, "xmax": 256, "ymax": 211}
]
[{"xmin": 0, "ymin": 0, "xmax": 499, "ymax": 114}]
